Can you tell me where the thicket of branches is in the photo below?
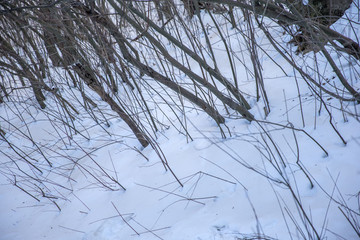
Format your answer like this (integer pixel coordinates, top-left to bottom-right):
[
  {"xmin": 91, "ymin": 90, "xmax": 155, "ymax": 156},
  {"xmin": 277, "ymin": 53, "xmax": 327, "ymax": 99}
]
[{"xmin": 0, "ymin": 0, "xmax": 359, "ymax": 238}]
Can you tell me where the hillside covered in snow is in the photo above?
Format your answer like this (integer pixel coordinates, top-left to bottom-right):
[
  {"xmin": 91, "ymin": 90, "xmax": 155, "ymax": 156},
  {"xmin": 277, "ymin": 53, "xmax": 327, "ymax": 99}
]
[{"xmin": 1, "ymin": 1, "xmax": 360, "ymax": 239}]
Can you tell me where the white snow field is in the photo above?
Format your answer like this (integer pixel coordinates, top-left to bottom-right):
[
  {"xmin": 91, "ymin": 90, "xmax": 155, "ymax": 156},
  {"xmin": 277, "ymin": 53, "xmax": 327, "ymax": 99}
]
[{"xmin": 0, "ymin": 1, "xmax": 359, "ymax": 240}]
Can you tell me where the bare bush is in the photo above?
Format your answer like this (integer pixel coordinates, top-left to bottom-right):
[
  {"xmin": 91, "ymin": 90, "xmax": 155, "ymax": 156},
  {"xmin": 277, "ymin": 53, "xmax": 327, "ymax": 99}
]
[{"xmin": 0, "ymin": 0, "xmax": 359, "ymax": 238}]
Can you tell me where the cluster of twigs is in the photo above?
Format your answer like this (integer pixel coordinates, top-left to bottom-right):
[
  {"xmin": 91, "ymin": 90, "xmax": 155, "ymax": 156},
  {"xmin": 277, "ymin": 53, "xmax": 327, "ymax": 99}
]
[{"xmin": 0, "ymin": 0, "xmax": 359, "ymax": 238}]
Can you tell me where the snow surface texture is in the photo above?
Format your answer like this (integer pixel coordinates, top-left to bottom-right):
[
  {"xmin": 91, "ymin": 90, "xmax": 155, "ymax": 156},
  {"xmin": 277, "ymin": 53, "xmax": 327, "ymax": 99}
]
[{"xmin": 1, "ymin": 3, "xmax": 360, "ymax": 240}]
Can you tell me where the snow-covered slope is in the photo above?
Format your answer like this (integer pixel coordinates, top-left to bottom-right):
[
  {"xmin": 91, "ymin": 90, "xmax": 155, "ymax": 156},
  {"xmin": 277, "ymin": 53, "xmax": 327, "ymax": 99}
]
[{"xmin": 1, "ymin": 3, "xmax": 360, "ymax": 240}]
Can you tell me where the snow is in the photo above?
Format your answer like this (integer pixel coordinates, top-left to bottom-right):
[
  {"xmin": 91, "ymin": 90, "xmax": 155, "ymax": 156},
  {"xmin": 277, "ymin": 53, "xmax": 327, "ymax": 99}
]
[{"xmin": 1, "ymin": 3, "xmax": 360, "ymax": 240}]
